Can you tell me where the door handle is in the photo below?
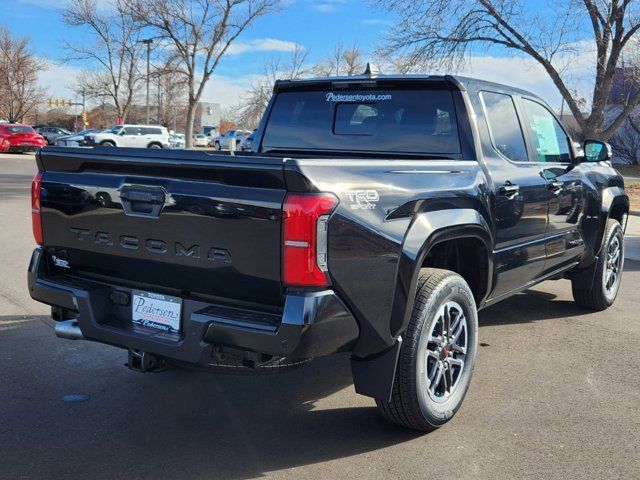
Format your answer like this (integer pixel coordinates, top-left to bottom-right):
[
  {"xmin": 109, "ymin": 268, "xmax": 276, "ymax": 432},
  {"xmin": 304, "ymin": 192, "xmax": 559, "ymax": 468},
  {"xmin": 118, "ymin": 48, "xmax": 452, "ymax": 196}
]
[
  {"xmin": 549, "ymin": 181, "xmax": 563, "ymax": 194},
  {"xmin": 498, "ymin": 182, "xmax": 520, "ymax": 198}
]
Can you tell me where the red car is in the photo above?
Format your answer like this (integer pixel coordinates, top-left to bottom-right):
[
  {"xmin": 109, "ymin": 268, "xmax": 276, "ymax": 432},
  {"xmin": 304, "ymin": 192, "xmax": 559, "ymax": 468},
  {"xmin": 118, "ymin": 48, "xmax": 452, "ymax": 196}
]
[{"xmin": 0, "ymin": 123, "xmax": 46, "ymax": 153}]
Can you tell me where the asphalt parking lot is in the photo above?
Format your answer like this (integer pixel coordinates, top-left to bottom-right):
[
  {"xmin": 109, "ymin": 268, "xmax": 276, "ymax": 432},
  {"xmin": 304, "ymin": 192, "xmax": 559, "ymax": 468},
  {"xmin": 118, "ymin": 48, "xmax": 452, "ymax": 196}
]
[{"xmin": 1, "ymin": 152, "xmax": 639, "ymax": 480}]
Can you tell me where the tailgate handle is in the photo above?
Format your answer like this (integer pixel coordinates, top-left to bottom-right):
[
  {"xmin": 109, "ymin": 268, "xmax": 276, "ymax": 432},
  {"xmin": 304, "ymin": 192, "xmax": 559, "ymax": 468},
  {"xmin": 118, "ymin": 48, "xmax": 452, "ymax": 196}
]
[{"xmin": 120, "ymin": 186, "xmax": 165, "ymax": 218}]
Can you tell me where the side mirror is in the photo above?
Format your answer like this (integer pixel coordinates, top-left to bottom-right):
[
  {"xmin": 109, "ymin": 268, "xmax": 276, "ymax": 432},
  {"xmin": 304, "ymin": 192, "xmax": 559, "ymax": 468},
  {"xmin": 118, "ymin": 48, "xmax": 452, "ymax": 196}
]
[
  {"xmin": 119, "ymin": 130, "xmax": 126, "ymax": 136},
  {"xmin": 583, "ymin": 139, "xmax": 612, "ymax": 162}
]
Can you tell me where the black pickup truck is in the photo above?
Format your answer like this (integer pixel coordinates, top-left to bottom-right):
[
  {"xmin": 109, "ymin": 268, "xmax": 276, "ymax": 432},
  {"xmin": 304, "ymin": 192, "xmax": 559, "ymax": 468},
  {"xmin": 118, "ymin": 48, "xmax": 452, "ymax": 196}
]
[{"xmin": 28, "ymin": 71, "xmax": 629, "ymax": 431}]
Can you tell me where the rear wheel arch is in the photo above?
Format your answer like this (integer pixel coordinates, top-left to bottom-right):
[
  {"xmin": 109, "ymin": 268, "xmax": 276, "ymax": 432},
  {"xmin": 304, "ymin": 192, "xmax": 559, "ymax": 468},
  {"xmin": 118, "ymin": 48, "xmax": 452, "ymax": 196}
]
[{"xmin": 390, "ymin": 209, "xmax": 493, "ymax": 338}]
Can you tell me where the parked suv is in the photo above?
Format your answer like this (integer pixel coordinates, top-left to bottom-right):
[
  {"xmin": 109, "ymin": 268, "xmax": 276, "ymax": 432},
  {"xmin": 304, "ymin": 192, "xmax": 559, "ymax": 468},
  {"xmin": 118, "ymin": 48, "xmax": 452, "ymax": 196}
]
[
  {"xmin": 85, "ymin": 125, "xmax": 170, "ymax": 149},
  {"xmin": 28, "ymin": 71, "xmax": 628, "ymax": 432}
]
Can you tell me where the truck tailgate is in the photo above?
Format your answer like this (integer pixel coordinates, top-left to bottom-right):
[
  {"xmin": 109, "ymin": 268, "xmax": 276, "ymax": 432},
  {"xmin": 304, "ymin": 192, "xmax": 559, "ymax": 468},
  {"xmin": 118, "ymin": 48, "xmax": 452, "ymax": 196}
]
[{"xmin": 38, "ymin": 147, "xmax": 286, "ymax": 308}]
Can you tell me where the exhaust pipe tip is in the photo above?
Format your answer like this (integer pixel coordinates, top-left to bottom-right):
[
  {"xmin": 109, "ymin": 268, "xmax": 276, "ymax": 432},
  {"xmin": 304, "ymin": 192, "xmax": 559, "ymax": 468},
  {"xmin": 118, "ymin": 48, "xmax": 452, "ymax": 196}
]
[{"xmin": 54, "ymin": 319, "xmax": 84, "ymax": 340}]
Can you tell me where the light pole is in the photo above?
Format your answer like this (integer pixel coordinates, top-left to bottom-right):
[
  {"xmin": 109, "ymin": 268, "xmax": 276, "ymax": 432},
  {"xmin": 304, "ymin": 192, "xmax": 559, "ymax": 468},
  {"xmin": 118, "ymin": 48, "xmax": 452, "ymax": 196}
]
[{"xmin": 141, "ymin": 38, "xmax": 153, "ymax": 124}]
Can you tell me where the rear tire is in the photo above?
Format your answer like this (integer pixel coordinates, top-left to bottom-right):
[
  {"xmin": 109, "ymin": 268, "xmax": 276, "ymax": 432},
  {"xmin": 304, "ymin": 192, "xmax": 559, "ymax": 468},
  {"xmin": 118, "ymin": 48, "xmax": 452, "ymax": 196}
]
[
  {"xmin": 572, "ymin": 219, "xmax": 624, "ymax": 311},
  {"xmin": 376, "ymin": 268, "xmax": 478, "ymax": 431}
]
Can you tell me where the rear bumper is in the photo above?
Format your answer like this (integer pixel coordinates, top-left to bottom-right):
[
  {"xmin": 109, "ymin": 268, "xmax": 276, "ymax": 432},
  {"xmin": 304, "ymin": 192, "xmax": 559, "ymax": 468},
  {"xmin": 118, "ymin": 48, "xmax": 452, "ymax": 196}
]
[
  {"xmin": 6, "ymin": 145, "xmax": 41, "ymax": 152},
  {"xmin": 28, "ymin": 248, "xmax": 359, "ymax": 364}
]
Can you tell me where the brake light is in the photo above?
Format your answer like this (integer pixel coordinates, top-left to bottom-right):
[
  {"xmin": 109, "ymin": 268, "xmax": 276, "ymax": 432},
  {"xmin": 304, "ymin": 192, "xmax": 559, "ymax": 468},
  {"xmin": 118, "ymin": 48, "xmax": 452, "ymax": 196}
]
[
  {"xmin": 283, "ymin": 193, "xmax": 338, "ymax": 287},
  {"xmin": 31, "ymin": 172, "xmax": 44, "ymax": 245}
]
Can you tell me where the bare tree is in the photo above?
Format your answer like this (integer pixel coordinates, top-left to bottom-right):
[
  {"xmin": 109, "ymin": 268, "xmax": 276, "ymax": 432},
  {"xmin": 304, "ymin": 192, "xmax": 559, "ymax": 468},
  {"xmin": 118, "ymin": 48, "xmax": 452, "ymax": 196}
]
[
  {"xmin": 63, "ymin": 0, "xmax": 143, "ymax": 123},
  {"xmin": 126, "ymin": 0, "xmax": 279, "ymax": 148},
  {"xmin": 313, "ymin": 42, "xmax": 365, "ymax": 76},
  {"xmin": 0, "ymin": 25, "xmax": 46, "ymax": 123},
  {"xmin": 150, "ymin": 56, "xmax": 189, "ymax": 127},
  {"xmin": 377, "ymin": 0, "xmax": 640, "ymax": 141},
  {"xmin": 610, "ymin": 113, "xmax": 640, "ymax": 164},
  {"xmin": 235, "ymin": 44, "xmax": 308, "ymax": 128}
]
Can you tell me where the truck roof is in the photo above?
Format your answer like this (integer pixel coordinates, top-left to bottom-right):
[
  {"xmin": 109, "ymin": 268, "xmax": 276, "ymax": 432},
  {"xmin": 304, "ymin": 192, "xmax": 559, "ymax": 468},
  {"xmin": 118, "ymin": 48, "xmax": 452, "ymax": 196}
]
[{"xmin": 274, "ymin": 71, "xmax": 543, "ymax": 102}]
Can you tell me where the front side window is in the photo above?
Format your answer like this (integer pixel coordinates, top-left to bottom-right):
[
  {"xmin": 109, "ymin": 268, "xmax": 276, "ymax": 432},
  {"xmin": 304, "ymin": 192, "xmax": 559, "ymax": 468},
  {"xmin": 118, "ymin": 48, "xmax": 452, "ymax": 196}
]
[
  {"xmin": 262, "ymin": 88, "xmax": 461, "ymax": 155},
  {"xmin": 481, "ymin": 91, "xmax": 528, "ymax": 162},
  {"xmin": 522, "ymin": 99, "xmax": 572, "ymax": 163}
]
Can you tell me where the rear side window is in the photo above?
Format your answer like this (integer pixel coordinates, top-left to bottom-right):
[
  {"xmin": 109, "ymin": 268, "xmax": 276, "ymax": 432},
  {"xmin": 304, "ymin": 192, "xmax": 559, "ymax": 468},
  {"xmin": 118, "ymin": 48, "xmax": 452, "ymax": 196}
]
[
  {"xmin": 521, "ymin": 99, "xmax": 572, "ymax": 163},
  {"xmin": 261, "ymin": 89, "xmax": 461, "ymax": 155},
  {"xmin": 144, "ymin": 127, "xmax": 162, "ymax": 135},
  {"xmin": 481, "ymin": 91, "xmax": 528, "ymax": 162}
]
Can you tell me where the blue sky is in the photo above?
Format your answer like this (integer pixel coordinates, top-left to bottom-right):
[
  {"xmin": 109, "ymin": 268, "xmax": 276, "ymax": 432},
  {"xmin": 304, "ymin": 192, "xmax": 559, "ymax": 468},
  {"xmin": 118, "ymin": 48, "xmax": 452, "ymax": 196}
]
[
  {"xmin": 7, "ymin": 0, "xmax": 594, "ymax": 110},
  {"xmin": 9, "ymin": 0, "xmax": 392, "ymax": 73}
]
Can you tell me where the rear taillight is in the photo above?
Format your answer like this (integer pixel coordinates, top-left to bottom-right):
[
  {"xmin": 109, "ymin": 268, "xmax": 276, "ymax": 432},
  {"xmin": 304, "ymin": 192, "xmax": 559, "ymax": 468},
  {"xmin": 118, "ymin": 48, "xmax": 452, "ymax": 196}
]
[
  {"xmin": 31, "ymin": 172, "xmax": 44, "ymax": 246},
  {"xmin": 283, "ymin": 193, "xmax": 338, "ymax": 287}
]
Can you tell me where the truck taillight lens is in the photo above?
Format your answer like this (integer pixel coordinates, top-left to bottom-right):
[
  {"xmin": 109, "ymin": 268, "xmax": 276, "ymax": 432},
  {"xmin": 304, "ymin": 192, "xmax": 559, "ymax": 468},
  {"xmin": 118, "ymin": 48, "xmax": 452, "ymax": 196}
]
[
  {"xmin": 283, "ymin": 193, "xmax": 338, "ymax": 287},
  {"xmin": 31, "ymin": 172, "xmax": 44, "ymax": 246}
]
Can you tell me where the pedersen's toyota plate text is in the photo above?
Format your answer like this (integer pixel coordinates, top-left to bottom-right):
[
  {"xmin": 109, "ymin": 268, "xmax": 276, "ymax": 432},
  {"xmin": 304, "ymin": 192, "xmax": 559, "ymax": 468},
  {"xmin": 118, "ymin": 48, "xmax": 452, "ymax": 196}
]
[{"xmin": 132, "ymin": 290, "xmax": 182, "ymax": 333}]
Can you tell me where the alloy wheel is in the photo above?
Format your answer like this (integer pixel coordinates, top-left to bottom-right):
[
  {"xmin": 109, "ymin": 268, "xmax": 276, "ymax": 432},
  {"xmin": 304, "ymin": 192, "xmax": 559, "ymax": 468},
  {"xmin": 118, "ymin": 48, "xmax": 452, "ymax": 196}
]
[{"xmin": 423, "ymin": 301, "xmax": 468, "ymax": 403}]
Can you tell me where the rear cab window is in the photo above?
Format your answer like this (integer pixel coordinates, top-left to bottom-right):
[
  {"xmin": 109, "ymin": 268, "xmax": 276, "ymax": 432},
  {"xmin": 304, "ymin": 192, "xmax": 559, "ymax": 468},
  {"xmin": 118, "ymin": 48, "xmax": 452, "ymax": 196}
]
[{"xmin": 261, "ymin": 88, "xmax": 461, "ymax": 155}]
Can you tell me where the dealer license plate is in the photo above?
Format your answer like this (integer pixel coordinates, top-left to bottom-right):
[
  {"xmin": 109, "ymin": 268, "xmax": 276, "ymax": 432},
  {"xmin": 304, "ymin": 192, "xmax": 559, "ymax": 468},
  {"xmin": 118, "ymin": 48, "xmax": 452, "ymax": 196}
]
[{"xmin": 131, "ymin": 290, "xmax": 182, "ymax": 333}]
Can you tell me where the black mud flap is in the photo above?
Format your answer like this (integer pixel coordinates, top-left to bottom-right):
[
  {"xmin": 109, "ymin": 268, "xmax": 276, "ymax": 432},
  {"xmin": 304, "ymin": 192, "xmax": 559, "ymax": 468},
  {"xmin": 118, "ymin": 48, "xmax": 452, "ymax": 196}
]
[
  {"xmin": 350, "ymin": 338, "xmax": 402, "ymax": 402},
  {"xmin": 566, "ymin": 256, "xmax": 599, "ymax": 290}
]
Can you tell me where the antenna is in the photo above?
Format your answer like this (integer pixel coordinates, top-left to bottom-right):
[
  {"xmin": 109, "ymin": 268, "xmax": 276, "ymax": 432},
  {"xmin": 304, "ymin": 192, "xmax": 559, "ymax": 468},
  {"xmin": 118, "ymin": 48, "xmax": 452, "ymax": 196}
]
[{"xmin": 363, "ymin": 62, "xmax": 382, "ymax": 77}]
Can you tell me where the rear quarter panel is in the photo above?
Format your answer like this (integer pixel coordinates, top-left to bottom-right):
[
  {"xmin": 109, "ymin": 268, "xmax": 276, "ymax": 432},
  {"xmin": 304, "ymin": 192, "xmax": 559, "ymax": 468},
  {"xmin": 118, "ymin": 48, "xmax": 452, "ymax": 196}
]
[{"xmin": 286, "ymin": 159, "xmax": 491, "ymax": 357}]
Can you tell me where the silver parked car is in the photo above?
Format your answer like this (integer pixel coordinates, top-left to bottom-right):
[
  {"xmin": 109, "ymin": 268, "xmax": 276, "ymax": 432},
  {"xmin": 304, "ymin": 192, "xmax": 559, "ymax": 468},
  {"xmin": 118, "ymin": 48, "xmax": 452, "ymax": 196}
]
[
  {"xmin": 55, "ymin": 129, "xmax": 108, "ymax": 147},
  {"xmin": 238, "ymin": 131, "xmax": 256, "ymax": 152},
  {"xmin": 212, "ymin": 129, "xmax": 251, "ymax": 150},
  {"xmin": 35, "ymin": 126, "xmax": 73, "ymax": 145},
  {"xmin": 169, "ymin": 133, "xmax": 186, "ymax": 149}
]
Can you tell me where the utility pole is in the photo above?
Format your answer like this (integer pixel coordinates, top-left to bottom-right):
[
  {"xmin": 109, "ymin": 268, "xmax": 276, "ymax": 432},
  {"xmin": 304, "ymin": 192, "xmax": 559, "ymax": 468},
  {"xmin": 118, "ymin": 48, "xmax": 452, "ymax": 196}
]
[{"xmin": 141, "ymin": 38, "xmax": 154, "ymax": 125}]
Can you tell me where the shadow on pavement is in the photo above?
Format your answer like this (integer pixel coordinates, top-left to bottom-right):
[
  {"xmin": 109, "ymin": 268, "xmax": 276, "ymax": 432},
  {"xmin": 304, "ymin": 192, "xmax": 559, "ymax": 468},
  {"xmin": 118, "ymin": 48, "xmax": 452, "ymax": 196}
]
[{"xmin": 0, "ymin": 334, "xmax": 421, "ymax": 479}]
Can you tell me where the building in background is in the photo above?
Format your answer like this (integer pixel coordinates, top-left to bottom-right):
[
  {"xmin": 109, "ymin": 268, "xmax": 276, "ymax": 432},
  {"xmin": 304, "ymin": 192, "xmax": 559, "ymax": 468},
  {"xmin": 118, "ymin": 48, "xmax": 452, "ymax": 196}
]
[{"xmin": 196, "ymin": 102, "xmax": 221, "ymax": 137}]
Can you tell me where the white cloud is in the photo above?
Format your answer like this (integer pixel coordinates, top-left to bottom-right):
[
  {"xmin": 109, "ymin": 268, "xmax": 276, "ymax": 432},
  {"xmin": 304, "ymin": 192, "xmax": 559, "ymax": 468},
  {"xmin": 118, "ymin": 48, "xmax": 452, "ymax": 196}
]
[
  {"xmin": 455, "ymin": 45, "xmax": 596, "ymax": 111},
  {"xmin": 311, "ymin": 0, "xmax": 346, "ymax": 14},
  {"xmin": 226, "ymin": 38, "xmax": 301, "ymax": 56},
  {"xmin": 37, "ymin": 61, "xmax": 252, "ymax": 110},
  {"xmin": 201, "ymin": 74, "xmax": 257, "ymax": 109},
  {"xmin": 362, "ymin": 19, "xmax": 392, "ymax": 26},
  {"xmin": 38, "ymin": 62, "xmax": 82, "ymax": 101},
  {"xmin": 313, "ymin": 4, "xmax": 337, "ymax": 13}
]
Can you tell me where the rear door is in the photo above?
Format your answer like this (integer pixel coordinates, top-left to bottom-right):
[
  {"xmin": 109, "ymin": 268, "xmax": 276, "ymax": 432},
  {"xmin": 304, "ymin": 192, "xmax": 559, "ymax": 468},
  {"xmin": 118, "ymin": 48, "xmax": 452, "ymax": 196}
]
[
  {"xmin": 122, "ymin": 126, "xmax": 145, "ymax": 148},
  {"xmin": 39, "ymin": 149, "xmax": 287, "ymax": 308},
  {"xmin": 477, "ymin": 91, "xmax": 549, "ymax": 299}
]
